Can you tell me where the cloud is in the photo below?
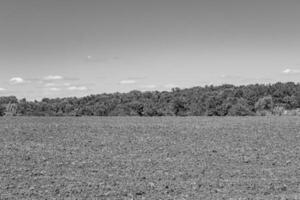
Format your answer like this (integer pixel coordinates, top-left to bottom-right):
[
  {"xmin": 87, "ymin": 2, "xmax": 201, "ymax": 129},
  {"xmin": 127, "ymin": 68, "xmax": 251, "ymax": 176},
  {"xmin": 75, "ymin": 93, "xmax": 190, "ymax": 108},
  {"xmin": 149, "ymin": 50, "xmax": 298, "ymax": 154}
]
[
  {"xmin": 85, "ymin": 55, "xmax": 105, "ymax": 63},
  {"xmin": 49, "ymin": 87, "xmax": 61, "ymax": 91},
  {"xmin": 0, "ymin": 88, "xmax": 7, "ymax": 91},
  {"xmin": 25, "ymin": 76, "xmax": 79, "ymax": 85},
  {"xmin": 9, "ymin": 77, "xmax": 25, "ymax": 84},
  {"xmin": 43, "ymin": 75, "xmax": 63, "ymax": 80},
  {"xmin": 64, "ymin": 77, "xmax": 80, "ymax": 81},
  {"xmin": 120, "ymin": 79, "xmax": 137, "ymax": 84},
  {"xmin": 282, "ymin": 68, "xmax": 300, "ymax": 74},
  {"xmin": 164, "ymin": 84, "xmax": 179, "ymax": 89},
  {"xmin": 67, "ymin": 86, "xmax": 87, "ymax": 91},
  {"xmin": 63, "ymin": 83, "xmax": 71, "ymax": 86},
  {"xmin": 45, "ymin": 83, "xmax": 56, "ymax": 87}
]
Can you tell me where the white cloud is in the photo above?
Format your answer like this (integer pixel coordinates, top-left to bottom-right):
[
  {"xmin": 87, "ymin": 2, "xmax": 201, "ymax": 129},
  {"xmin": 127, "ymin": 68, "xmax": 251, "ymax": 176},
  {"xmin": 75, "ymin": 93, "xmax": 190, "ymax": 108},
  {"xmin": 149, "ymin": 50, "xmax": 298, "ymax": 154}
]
[
  {"xmin": 164, "ymin": 84, "xmax": 179, "ymax": 89},
  {"xmin": 63, "ymin": 83, "xmax": 71, "ymax": 86},
  {"xmin": 49, "ymin": 87, "xmax": 61, "ymax": 91},
  {"xmin": 45, "ymin": 82, "xmax": 72, "ymax": 87},
  {"xmin": 68, "ymin": 86, "xmax": 87, "ymax": 91},
  {"xmin": 120, "ymin": 79, "xmax": 137, "ymax": 84},
  {"xmin": 283, "ymin": 69, "xmax": 292, "ymax": 74},
  {"xmin": 45, "ymin": 83, "xmax": 56, "ymax": 87},
  {"xmin": 282, "ymin": 68, "xmax": 300, "ymax": 74},
  {"xmin": 44, "ymin": 75, "xmax": 63, "ymax": 80},
  {"xmin": 0, "ymin": 88, "xmax": 6, "ymax": 91},
  {"xmin": 9, "ymin": 77, "xmax": 25, "ymax": 84}
]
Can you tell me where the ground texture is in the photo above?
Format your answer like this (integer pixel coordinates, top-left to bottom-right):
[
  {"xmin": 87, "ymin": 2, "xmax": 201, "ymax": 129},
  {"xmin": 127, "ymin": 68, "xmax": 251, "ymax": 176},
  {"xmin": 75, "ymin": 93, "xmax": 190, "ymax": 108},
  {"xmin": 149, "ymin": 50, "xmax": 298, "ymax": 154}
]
[{"xmin": 0, "ymin": 117, "xmax": 300, "ymax": 199}]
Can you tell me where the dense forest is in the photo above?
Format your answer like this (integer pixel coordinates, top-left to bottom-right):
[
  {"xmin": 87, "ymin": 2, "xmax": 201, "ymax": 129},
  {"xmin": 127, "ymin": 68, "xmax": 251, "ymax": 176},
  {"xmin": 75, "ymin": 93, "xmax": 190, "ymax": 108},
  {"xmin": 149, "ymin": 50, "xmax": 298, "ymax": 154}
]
[{"xmin": 1, "ymin": 82, "xmax": 300, "ymax": 117}]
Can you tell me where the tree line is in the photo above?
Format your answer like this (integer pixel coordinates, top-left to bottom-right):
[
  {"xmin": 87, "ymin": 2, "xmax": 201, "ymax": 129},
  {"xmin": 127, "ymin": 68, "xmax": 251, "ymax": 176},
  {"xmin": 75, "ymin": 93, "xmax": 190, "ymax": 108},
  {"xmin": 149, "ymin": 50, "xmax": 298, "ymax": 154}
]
[{"xmin": 1, "ymin": 82, "xmax": 300, "ymax": 117}]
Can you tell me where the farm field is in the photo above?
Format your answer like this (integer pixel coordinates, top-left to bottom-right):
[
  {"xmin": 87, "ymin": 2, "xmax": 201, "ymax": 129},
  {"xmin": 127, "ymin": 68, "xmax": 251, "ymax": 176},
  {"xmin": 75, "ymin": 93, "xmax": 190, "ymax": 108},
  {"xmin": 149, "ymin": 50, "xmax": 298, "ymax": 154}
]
[{"xmin": 0, "ymin": 117, "xmax": 300, "ymax": 200}]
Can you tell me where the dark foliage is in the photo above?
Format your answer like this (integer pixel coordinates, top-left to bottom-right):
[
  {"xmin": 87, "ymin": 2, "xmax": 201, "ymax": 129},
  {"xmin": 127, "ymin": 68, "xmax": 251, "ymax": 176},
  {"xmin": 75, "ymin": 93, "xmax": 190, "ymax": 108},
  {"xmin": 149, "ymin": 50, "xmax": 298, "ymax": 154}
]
[
  {"xmin": 0, "ymin": 105, "xmax": 5, "ymax": 116},
  {"xmin": 1, "ymin": 82, "xmax": 300, "ymax": 116}
]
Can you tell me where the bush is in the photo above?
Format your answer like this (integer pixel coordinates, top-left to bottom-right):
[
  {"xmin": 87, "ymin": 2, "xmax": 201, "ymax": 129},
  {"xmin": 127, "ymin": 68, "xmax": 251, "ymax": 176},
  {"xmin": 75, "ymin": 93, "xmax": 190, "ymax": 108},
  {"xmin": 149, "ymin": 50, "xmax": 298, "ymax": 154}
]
[{"xmin": 272, "ymin": 106, "xmax": 285, "ymax": 116}]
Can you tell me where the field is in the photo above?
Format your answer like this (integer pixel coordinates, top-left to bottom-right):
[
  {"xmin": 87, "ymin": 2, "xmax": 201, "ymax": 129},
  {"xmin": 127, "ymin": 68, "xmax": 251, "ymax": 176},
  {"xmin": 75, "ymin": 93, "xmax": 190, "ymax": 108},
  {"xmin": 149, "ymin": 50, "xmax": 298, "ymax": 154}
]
[{"xmin": 0, "ymin": 117, "xmax": 299, "ymax": 200}]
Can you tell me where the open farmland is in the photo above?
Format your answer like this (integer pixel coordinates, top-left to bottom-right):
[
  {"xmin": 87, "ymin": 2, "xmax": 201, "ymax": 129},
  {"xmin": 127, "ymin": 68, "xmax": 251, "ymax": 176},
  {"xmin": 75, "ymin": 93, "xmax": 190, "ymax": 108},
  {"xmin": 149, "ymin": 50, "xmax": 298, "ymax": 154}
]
[{"xmin": 0, "ymin": 117, "xmax": 300, "ymax": 200}]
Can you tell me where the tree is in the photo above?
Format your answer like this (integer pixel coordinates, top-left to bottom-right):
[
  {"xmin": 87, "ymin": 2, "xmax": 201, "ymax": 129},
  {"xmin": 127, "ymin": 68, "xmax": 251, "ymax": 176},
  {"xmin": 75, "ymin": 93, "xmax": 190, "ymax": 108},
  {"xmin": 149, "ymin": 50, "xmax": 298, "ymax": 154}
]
[
  {"xmin": 142, "ymin": 102, "xmax": 158, "ymax": 116},
  {"xmin": 2, "ymin": 82, "xmax": 300, "ymax": 117},
  {"xmin": 283, "ymin": 95, "xmax": 298, "ymax": 109},
  {"xmin": 128, "ymin": 101, "xmax": 144, "ymax": 116},
  {"xmin": 109, "ymin": 104, "xmax": 130, "ymax": 116},
  {"xmin": 295, "ymin": 88, "xmax": 300, "ymax": 107},
  {"xmin": 0, "ymin": 105, "xmax": 5, "ymax": 116},
  {"xmin": 255, "ymin": 96, "xmax": 274, "ymax": 112},
  {"xmin": 228, "ymin": 99, "xmax": 254, "ymax": 116},
  {"xmin": 171, "ymin": 97, "xmax": 188, "ymax": 116}
]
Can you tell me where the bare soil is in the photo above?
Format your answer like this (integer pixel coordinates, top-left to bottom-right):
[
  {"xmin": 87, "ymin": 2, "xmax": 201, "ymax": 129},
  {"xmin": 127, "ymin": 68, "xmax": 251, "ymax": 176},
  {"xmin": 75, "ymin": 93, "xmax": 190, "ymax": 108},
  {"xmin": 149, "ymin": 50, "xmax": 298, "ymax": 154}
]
[{"xmin": 0, "ymin": 117, "xmax": 299, "ymax": 199}]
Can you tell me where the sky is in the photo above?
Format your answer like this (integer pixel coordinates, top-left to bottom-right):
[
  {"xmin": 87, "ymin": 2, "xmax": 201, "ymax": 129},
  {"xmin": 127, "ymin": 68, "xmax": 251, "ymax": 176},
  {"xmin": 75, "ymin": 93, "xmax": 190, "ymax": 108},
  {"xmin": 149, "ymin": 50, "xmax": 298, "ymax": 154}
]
[{"xmin": 0, "ymin": 0, "xmax": 300, "ymax": 100}]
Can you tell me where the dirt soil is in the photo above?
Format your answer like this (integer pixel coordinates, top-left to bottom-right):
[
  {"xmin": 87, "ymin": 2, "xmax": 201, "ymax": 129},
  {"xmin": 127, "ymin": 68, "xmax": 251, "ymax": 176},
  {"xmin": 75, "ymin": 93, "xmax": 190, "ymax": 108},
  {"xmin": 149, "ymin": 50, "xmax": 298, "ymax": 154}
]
[{"xmin": 0, "ymin": 116, "xmax": 299, "ymax": 199}]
